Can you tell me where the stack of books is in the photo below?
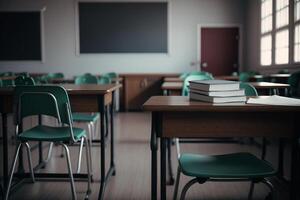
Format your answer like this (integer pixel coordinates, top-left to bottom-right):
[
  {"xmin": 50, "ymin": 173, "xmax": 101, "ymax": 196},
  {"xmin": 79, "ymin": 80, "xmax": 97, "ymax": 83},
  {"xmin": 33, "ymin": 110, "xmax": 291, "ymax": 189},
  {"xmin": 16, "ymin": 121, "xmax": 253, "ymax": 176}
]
[{"xmin": 189, "ymin": 80, "xmax": 246, "ymax": 103}]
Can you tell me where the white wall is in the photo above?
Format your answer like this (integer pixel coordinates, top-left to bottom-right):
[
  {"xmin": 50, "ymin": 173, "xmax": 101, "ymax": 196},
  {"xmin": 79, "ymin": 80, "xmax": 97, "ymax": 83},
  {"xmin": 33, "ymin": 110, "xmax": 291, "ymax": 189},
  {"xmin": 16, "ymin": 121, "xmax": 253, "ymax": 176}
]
[{"xmin": 0, "ymin": 0, "xmax": 247, "ymax": 78}]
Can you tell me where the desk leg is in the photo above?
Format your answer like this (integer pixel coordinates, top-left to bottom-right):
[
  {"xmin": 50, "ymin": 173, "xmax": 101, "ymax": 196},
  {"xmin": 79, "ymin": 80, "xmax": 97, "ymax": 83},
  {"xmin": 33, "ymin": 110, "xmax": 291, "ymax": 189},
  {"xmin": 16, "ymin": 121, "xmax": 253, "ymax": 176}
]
[
  {"xmin": 161, "ymin": 138, "xmax": 167, "ymax": 200},
  {"xmin": 110, "ymin": 92, "xmax": 116, "ymax": 175},
  {"xmin": 98, "ymin": 97, "xmax": 106, "ymax": 200},
  {"xmin": 151, "ymin": 113, "xmax": 158, "ymax": 200},
  {"xmin": 2, "ymin": 113, "xmax": 8, "ymax": 189}
]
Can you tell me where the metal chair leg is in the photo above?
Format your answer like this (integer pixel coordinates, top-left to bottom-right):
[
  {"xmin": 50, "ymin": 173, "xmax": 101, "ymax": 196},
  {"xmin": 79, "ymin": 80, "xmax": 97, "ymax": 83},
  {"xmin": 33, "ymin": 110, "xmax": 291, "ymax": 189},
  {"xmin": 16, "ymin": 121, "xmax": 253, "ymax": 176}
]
[
  {"xmin": 262, "ymin": 179, "xmax": 275, "ymax": 200},
  {"xmin": 24, "ymin": 142, "xmax": 35, "ymax": 183},
  {"xmin": 84, "ymin": 137, "xmax": 92, "ymax": 199},
  {"xmin": 173, "ymin": 166, "xmax": 181, "ymax": 200},
  {"xmin": 179, "ymin": 178, "xmax": 199, "ymax": 200},
  {"xmin": 0, "ymin": 183, "xmax": 3, "ymax": 199},
  {"xmin": 5, "ymin": 143, "xmax": 22, "ymax": 200},
  {"xmin": 76, "ymin": 137, "xmax": 84, "ymax": 173},
  {"xmin": 105, "ymin": 107, "xmax": 109, "ymax": 138},
  {"xmin": 45, "ymin": 142, "xmax": 54, "ymax": 162},
  {"xmin": 61, "ymin": 143, "xmax": 77, "ymax": 200},
  {"xmin": 248, "ymin": 181, "xmax": 255, "ymax": 200},
  {"xmin": 167, "ymin": 139, "xmax": 175, "ymax": 185},
  {"xmin": 88, "ymin": 122, "xmax": 93, "ymax": 174}
]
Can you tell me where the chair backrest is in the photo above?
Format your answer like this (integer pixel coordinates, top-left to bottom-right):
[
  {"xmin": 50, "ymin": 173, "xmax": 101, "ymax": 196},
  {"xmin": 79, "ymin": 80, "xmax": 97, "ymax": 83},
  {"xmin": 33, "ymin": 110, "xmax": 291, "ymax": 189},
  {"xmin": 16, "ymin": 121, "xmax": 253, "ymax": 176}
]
[
  {"xmin": 98, "ymin": 75, "xmax": 111, "ymax": 84},
  {"xmin": 104, "ymin": 72, "xmax": 118, "ymax": 79},
  {"xmin": 18, "ymin": 72, "xmax": 29, "ymax": 77},
  {"xmin": 239, "ymin": 71, "xmax": 258, "ymax": 82},
  {"xmin": 75, "ymin": 75, "xmax": 98, "ymax": 85},
  {"xmin": 0, "ymin": 72, "xmax": 14, "ymax": 77},
  {"xmin": 47, "ymin": 73, "xmax": 64, "ymax": 79},
  {"xmin": 288, "ymin": 71, "xmax": 300, "ymax": 97},
  {"xmin": 182, "ymin": 74, "xmax": 214, "ymax": 96},
  {"xmin": 1, "ymin": 79, "xmax": 14, "ymax": 86},
  {"xmin": 14, "ymin": 85, "xmax": 72, "ymax": 126},
  {"xmin": 15, "ymin": 76, "xmax": 35, "ymax": 86},
  {"xmin": 240, "ymin": 82, "xmax": 258, "ymax": 96}
]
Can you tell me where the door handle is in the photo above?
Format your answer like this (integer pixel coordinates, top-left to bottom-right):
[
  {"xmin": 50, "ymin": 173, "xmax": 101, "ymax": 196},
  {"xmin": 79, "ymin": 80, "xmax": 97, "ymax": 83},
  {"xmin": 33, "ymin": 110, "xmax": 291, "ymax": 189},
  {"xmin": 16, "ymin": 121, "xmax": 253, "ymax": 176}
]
[{"xmin": 202, "ymin": 62, "xmax": 208, "ymax": 68}]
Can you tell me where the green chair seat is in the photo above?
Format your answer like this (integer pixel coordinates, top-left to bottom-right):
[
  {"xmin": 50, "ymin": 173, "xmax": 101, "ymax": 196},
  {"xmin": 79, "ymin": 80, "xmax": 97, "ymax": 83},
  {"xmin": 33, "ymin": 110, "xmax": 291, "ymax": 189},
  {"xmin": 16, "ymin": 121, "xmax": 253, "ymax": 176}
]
[
  {"xmin": 18, "ymin": 125, "xmax": 86, "ymax": 142},
  {"xmin": 72, "ymin": 112, "xmax": 100, "ymax": 122},
  {"xmin": 179, "ymin": 152, "xmax": 276, "ymax": 179}
]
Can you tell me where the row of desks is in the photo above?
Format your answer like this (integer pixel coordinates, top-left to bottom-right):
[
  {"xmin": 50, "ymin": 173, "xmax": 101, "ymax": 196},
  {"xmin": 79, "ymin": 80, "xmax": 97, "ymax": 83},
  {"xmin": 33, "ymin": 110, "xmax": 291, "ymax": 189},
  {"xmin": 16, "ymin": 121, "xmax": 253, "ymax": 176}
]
[
  {"xmin": 164, "ymin": 74, "xmax": 291, "ymax": 83},
  {"xmin": 0, "ymin": 84, "xmax": 121, "ymax": 200}
]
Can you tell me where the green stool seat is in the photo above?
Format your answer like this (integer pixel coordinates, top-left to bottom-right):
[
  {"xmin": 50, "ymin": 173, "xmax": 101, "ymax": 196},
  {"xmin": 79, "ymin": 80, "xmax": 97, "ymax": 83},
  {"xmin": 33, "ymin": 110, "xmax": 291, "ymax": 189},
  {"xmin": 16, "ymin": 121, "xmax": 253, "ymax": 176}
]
[
  {"xmin": 18, "ymin": 125, "xmax": 86, "ymax": 142},
  {"xmin": 72, "ymin": 113, "xmax": 100, "ymax": 122},
  {"xmin": 179, "ymin": 152, "xmax": 276, "ymax": 179}
]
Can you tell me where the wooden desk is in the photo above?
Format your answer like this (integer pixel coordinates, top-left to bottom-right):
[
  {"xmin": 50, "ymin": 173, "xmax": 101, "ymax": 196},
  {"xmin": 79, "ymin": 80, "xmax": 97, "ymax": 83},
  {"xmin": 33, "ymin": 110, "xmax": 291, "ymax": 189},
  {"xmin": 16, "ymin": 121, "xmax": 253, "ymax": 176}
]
[
  {"xmin": 164, "ymin": 77, "xmax": 182, "ymax": 82},
  {"xmin": 0, "ymin": 84, "xmax": 121, "ymax": 200},
  {"xmin": 161, "ymin": 82, "xmax": 183, "ymax": 95},
  {"xmin": 143, "ymin": 96, "xmax": 300, "ymax": 200},
  {"xmin": 215, "ymin": 75, "xmax": 239, "ymax": 81},
  {"xmin": 250, "ymin": 82, "xmax": 290, "ymax": 95}
]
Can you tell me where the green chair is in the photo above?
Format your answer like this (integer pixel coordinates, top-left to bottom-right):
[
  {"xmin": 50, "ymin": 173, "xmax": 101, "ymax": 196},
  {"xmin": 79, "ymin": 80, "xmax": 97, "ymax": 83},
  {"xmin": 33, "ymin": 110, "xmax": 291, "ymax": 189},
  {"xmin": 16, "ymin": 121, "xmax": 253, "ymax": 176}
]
[
  {"xmin": 75, "ymin": 74, "xmax": 98, "ymax": 85},
  {"xmin": 14, "ymin": 76, "xmax": 35, "ymax": 86},
  {"xmin": 239, "ymin": 71, "xmax": 258, "ymax": 82},
  {"xmin": 47, "ymin": 72, "xmax": 64, "ymax": 79},
  {"xmin": 73, "ymin": 75, "xmax": 100, "ymax": 173},
  {"xmin": 288, "ymin": 71, "xmax": 300, "ymax": 97},
  {"xmin": 0, "ymin": 72, "xmax": 14, "ymax": 77},
  {"xmin": 5, "ymin": 85, "xmax": 91, "ymax": 200},
  {"xmin": 240, "ymin": 82, "xmax": 258, "ymax": 96},
  {"xmin": 1, "ymin": 79, "xmax": 14, "ymax": 86},
  {"xmin": 182, "ymin": 74, "xmax": 214, "ymax": 96},
  {"xmin": 173, "ymin": 150, "xmax": 276, "ymax": 200},
  {"xmin": 103, "ymin": 72, "xmax": 118, "ymax": 79},
  {"xmin": 98, "ymin": 75, "xmax": 111, "ymax": 84}
]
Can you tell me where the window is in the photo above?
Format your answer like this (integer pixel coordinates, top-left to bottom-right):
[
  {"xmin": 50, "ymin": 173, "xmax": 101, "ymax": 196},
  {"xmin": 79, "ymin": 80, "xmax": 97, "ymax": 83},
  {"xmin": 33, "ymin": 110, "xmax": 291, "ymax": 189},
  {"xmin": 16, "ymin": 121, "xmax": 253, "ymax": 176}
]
[
  {"xmin": 260, "ymin": 0, "xmax": 300, "ymax": 66},
  {"xmin": 275, "ymin": 29, "xmax": 289, "ymax": 64},
  {"xmin": 261, "ymin": 35, "xmax": 272, "ymax": 65},
  {"xmin": 275, "ymin": 0, "xmax": 289, "ymax": 64},
  {"xmin": 261, "ymin": 0, "xmax": 273, "ymax": 66},
  {"xmin": 295, "ymin": 0, "xmax": 300, "ymax": 62}
]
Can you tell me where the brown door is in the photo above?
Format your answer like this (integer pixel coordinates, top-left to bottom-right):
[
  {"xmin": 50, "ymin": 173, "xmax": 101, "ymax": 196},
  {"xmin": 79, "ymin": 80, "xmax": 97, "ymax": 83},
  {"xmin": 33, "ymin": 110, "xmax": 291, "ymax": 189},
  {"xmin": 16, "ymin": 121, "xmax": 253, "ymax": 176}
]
[{"xmin": 201, "ymin": 27, "xmax": 239, "ymax": 76}]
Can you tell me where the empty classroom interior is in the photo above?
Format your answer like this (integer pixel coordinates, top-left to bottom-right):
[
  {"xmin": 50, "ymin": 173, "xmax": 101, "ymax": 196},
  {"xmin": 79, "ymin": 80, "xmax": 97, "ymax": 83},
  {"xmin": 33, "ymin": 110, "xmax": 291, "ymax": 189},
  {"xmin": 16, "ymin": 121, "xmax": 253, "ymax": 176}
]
[{"xmin": 1, "ymin": 0, "xmax": 300, "ymax": 200}]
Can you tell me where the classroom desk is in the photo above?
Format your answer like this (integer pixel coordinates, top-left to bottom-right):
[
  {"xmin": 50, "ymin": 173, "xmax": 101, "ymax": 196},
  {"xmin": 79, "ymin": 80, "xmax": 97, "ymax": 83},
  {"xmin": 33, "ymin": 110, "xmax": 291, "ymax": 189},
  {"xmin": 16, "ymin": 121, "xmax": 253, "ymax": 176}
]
[
  {"xmin": 164, "ymin": 77, "xmax": 182, "ymax": 82},
  {"xmin": 161, "ymin": 81, "xmax": 290, "ymax": 96},
  {"xmin": 0, "ymin": 83, "xmax": 121, "ymax": 200},
  {"xmin": 143, "ymin": 96, "xmax": 300, "ymax": 200}
]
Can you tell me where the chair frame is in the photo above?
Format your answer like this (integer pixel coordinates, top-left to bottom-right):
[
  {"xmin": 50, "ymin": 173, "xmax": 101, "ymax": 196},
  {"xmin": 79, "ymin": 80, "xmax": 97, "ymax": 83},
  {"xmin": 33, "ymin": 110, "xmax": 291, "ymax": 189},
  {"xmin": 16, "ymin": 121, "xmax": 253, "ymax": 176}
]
[{"xmin": 5, "ymin": 89, "xmax": 91, "ymax": 200}]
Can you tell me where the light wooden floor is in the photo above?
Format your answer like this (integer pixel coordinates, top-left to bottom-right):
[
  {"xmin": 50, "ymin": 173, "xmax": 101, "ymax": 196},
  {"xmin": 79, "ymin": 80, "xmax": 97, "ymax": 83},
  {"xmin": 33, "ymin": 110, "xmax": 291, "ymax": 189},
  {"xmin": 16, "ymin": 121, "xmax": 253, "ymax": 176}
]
[{"xmin": 1, "ymin": 112, "xmax": 290, "ymax": 200}]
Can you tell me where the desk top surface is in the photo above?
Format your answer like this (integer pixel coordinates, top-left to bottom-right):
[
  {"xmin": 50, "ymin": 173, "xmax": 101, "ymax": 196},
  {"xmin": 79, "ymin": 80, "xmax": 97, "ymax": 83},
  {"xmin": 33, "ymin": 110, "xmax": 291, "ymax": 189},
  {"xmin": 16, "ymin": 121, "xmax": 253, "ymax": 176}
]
[
  {"xmin": 250, "ymin": 82, "xmax": 289, "ymax": 89},
  {"xmin": 0, "ymin": 84, "xmax": 122, "ymax": 95},
  {"xmin": 143, "ymin": 96, "xmax": 300, "ymax": 111}
]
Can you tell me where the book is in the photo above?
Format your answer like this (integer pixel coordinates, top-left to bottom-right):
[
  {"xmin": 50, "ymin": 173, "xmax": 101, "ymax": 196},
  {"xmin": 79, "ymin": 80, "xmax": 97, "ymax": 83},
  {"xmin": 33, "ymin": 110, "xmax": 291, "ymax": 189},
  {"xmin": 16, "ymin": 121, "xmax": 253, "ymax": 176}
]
[
  {"xmin": 189, "ymin": 88, "xmax": 245, "ymax": 97},
  {"xmin": 247, "ymin": 95, "xmax": 300, "ymax": 106},
  {"xmin": 190, "ymin": 92, "xmax": 246, "ymax": 103},
  {"xmin": 189, "ymin": 80, "xmax": 240, "ymax": 91}
]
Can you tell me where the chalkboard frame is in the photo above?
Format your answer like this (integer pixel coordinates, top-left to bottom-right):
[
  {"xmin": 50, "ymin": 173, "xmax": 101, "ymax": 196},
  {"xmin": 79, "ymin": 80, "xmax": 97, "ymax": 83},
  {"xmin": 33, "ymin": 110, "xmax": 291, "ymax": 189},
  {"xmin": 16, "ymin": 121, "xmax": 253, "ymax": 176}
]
[
  {"xmin": 0, "ymin": 9, "xmax": 45, "ymax": 62},
  {"xmin": 75, "ymin": 1, "xmax": 170, "ymax": 55}
]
